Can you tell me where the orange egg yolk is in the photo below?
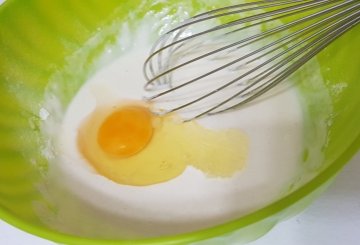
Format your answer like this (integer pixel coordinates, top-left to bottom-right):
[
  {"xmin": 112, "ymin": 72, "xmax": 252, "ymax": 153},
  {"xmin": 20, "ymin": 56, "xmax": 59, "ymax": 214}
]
[{"xmin": 97, "ymin": 105, "xmax": 154, "ymax": 158}]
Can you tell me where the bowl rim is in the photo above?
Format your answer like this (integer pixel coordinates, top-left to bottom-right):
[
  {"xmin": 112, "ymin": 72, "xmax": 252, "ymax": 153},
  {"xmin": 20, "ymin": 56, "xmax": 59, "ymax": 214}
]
[{"xmin": 1, "ymin": 137, "xmax": 359, "ymax": 244}]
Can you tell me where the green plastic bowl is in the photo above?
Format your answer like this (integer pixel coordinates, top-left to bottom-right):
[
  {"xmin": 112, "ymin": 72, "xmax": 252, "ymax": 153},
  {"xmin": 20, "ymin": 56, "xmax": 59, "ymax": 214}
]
[{"xmin": 0, "ymin": 0, "xmax": 359, "ymax": 244}]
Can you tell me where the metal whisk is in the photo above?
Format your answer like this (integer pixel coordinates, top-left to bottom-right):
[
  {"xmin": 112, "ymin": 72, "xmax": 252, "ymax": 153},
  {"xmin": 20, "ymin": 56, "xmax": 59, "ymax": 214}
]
[{"xmin": 143, "ymin": 0, "xmax": 360, "ymax": 121}]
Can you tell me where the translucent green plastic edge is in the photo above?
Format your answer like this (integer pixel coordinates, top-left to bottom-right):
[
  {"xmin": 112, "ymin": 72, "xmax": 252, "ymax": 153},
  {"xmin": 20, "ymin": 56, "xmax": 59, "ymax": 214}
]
[{"xmin": 1, "ymin": 135, "xmax": 358, "ymax": 245}]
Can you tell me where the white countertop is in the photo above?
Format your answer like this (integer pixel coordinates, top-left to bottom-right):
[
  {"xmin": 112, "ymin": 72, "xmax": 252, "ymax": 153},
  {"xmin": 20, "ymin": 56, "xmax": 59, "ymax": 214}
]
[{"xmin": 1, "ymin": 152, "xmax": 359, "ymax": 245}]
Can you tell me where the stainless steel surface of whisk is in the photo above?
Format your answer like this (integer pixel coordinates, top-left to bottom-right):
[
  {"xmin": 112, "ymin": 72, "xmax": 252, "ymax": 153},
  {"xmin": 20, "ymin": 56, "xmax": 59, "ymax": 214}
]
[{"xmin": 143, "ymin": 0, "xmax": 360, "ymax": 121}]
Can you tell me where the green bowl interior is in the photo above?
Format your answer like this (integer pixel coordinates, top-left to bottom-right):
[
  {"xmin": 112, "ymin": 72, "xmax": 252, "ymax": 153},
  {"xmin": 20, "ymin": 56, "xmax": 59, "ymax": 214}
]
[{"xmin": 0, "ymin": 0, "xmax": 360, "ymax": 244}]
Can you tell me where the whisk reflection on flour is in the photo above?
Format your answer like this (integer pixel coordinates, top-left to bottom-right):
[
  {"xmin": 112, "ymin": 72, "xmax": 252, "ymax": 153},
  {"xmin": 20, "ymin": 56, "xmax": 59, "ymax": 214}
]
[{"xmin": 143, "ymin": 0, "xmax": 360, "ymax": 121}]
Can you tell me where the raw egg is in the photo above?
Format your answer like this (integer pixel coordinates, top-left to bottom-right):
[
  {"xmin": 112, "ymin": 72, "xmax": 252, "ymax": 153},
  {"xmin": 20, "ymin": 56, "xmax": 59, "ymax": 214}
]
[
  {"xmin": 78, "ymin": 102, "xmax": 248, "ymax": 186},
  {"xmin": 97, "ymin": 105, "xmax": 153, "ymax": 158}
]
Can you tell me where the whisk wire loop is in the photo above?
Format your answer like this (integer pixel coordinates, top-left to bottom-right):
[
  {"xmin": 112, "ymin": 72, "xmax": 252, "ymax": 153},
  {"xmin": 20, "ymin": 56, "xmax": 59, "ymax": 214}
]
[{"xmin": 143, "ymin": 1, "xmax": 360, "ymax": 120}]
